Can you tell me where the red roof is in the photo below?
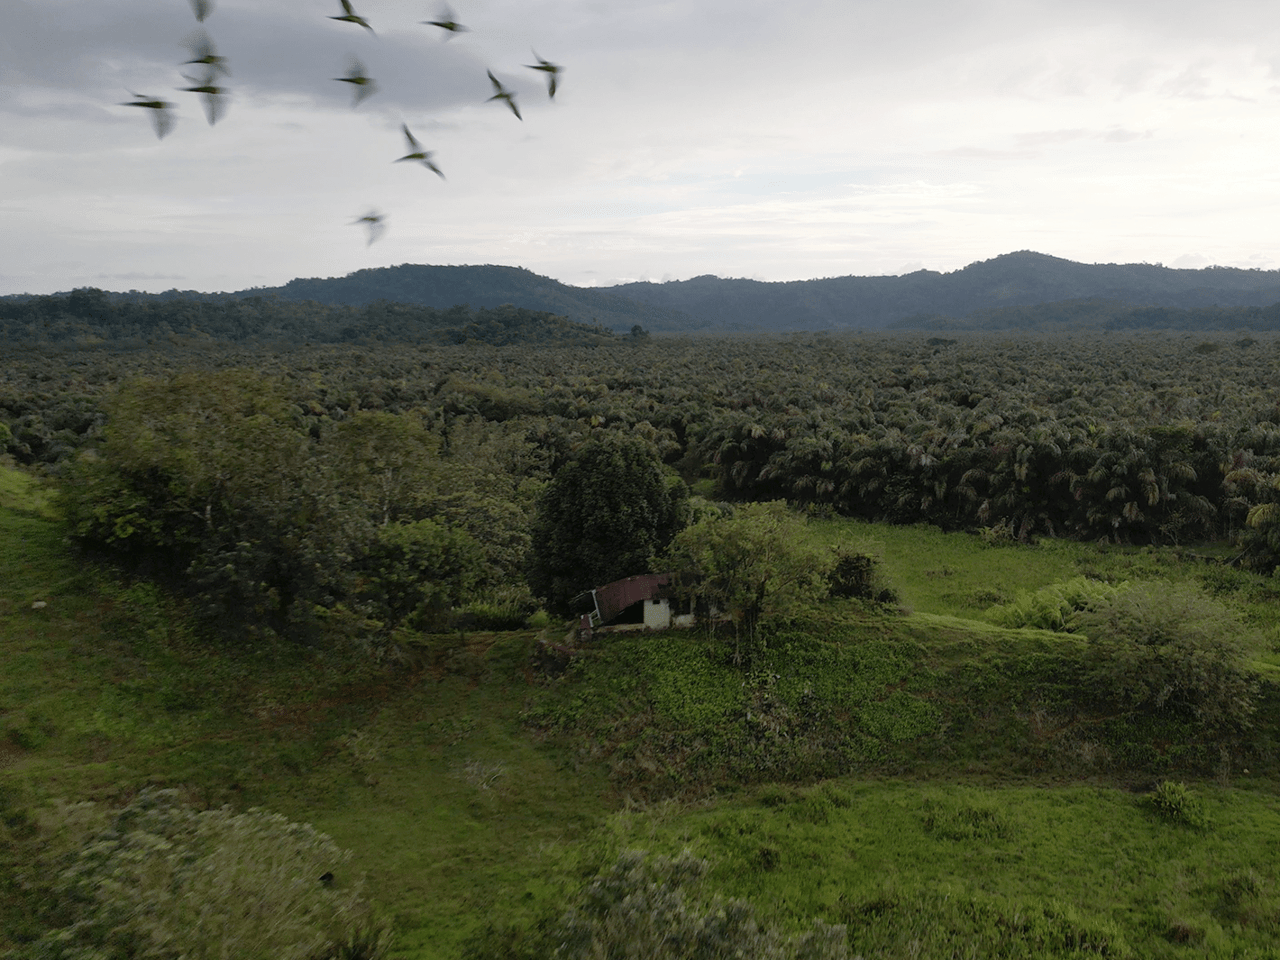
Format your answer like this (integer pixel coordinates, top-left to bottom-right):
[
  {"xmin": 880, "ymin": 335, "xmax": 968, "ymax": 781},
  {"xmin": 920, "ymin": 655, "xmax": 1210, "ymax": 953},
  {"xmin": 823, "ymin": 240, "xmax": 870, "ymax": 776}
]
[{"xmin": 592, "ymin": 573, "xmax": 672, "ymax": 624}]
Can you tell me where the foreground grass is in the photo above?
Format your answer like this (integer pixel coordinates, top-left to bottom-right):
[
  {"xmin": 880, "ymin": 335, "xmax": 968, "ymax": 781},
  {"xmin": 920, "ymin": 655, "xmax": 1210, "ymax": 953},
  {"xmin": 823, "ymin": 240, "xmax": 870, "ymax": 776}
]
[
  {"xmin": 812, "ymin": 518, "xmax": 1280, "ymax": 622},
  {"xmin": 591, "ymin": 778, "xmax": 1280, "ymax": 960},
  {"xmin": 6, "ymin": 460, "xmax": 1280, "ymax": 959}
]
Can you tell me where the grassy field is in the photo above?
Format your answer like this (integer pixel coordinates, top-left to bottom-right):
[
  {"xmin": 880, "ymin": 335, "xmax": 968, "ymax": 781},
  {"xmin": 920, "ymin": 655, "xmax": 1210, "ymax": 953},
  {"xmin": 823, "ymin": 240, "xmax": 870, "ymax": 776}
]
[{"xmin": 5, "ymin": 459, "xmax": 1280, "ymax": 959}]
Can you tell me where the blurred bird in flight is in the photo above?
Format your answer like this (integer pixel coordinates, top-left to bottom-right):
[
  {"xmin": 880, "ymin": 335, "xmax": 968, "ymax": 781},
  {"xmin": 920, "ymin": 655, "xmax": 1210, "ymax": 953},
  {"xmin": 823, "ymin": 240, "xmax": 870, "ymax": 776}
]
[
  {"xmin": 486, "ymin": 70, "xmax": 521, "ymax": 120},
  {"xmin": 353, "ymin": 210, "xmax": 386, "ymax": 245},
  {"xmin": 524, "ymin": 51, "xmax": 562, "ymax": 98},
  {"xmin": 188, "ymin": 0, "xmax": 213, "ymax": 22},
  {"xmin": 334, "ymin": 57, "xmax": 378, "ymax": 106},
  {"xmin": 179, "ymin": 71, "xmax": 228, "ymax": 124},
  {"xmin": 423, "ymin": 4, "xmax": 468, "ymax": 38},
  {"xmin": 182, "ymin": 30, "xmax": 230, "ymax": 78},
  {"xmin": 121, "ymin": 92, "xmax": 175, "ymax": 139},
  {"xmin": 396, "ymin": 124, "xmax": 445, "ymax": 178},
  {"xmin": 330, "ymin": 0, "xmax": 375, "ymax": 34}
]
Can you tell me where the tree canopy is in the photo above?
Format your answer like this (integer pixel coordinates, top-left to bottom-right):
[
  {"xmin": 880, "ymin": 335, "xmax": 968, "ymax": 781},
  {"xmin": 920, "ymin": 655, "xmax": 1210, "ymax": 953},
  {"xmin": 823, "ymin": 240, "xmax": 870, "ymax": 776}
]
[
  {"xmin": 661, "ymin": 501, "xmax": 833, "ymax": 648},
  {"xmin": 528, "ymin": 435, "xmax": 689, "ymax": 614}
]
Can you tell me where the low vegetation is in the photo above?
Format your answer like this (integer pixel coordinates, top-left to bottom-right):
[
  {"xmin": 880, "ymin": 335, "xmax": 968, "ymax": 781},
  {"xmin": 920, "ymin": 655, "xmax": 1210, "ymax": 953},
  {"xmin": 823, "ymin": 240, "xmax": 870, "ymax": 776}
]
[
  {"xmin": 5, "ymin": 328, "xmax": 1280, "ymax": 960},
  {"xmin": 6, "ymin": 452, "xmax": 1280, "ymax": 958},
  {"xmin": 17, "ymin": 789, "xmax": 391, "ymax": 960}
]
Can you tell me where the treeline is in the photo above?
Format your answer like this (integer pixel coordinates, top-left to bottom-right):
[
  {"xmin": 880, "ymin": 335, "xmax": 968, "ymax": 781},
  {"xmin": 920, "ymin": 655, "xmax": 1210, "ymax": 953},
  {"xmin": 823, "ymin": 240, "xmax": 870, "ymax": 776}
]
[
  {"xmin": 0, "ymin": 289, "xmax": 624, "ymax": 347},
  {"xmin": 264, "ymin": 263, "xmax": 704, "ymax": 332},
  {"xmin": 6, "ymin": 333, "xmax": 1280, "ymax": 636},
  {"xmin": 891, "ymin": 297, "xmax": 1280, "ymax": 333},
  {"xmin": 54, "ymin": 369, "xmax": 546, "ymax": 642},
  {"xmin": 609, "ymin": 251, "xmax": 1280, "ymax": 331}
]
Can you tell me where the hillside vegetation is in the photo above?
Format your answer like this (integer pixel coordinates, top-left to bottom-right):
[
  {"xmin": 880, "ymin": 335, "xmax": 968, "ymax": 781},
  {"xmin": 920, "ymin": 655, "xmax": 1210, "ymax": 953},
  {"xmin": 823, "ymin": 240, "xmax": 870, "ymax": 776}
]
[
  {"xmin": 8, "ymin": 251, "xmax": 1280, "ymax": 335},
  {"xmin": 0, "ymin": 293, "xmax": 629, "ymax": 348},
  {"xmin": 5, "ymin": 329, "xmax": 1280, "ymax": 958},
  {"xmin": 608, "ymin": 251, "xmax": 1280, "ymax": 330},
  {"xmin": 4, "ymin": 458, "xmax": 1280, "ymax": 959},
  {"xmin": 7, "ymin": 332, "xmax": 1280, "ymax": 555}
]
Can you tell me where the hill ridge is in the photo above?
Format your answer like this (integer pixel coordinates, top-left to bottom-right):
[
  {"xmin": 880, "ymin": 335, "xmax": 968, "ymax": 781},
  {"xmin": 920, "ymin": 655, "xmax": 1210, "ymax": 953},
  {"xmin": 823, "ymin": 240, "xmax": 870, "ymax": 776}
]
[
  {"xmin": 604, "ymin": 251, "xmax": 1280, "ymax": 330},
  {"xmin": 8, "ymin": 252, "xmax": 1280, "ymax": 333}
]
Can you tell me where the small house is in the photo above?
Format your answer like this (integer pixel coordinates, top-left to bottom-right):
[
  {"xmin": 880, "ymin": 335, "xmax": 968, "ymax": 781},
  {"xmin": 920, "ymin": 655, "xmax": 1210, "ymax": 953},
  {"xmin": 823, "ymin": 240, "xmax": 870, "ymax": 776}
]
[{"xmin": 573, "ymin": 573, "xmax": 698, "ymax": 640}]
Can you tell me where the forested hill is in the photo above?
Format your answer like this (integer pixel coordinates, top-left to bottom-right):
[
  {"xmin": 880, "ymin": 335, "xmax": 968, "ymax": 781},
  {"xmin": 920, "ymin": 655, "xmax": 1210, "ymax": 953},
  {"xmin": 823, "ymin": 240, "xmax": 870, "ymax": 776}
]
[
  {"xmin": 603, "ymin": 251, "xmax": 1280, "ymax": 330},
  {"xmin": 245, "ymin": 263, "xmax": 707, "ymax": 333},
  {"xmin": 0, "ymin": 292, "xmax": 628, "ymax": 348},
  {"xmin": 9, "ymin": 252, "xmax": 1280, "ymax": 335},
  {"xmin": 889, "ymin": 297, "xmax": 1280, "ymax": 333}
]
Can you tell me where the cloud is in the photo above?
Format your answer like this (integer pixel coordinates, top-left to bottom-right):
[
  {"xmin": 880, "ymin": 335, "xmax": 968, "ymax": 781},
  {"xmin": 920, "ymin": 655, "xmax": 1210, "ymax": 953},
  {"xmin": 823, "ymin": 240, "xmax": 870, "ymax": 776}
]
[
  {"xmin": 94, "ymin": 271, "xmax": 188, "ymax": 281},
  {"xmin": 4, "ymin": 0, "xmax": 1280, "ymax": 294}
]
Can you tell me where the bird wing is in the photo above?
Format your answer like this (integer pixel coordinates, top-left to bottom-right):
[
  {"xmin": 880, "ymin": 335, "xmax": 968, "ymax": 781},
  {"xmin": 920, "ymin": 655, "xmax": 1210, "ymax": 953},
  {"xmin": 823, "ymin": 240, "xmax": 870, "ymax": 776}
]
[
  {"xmin": 202, "ymin": 92, "xmax": 226, "ymax": 125},
  {"xmin": 152, "ymin": 109, "xmax": 175, "ymax": 139}
]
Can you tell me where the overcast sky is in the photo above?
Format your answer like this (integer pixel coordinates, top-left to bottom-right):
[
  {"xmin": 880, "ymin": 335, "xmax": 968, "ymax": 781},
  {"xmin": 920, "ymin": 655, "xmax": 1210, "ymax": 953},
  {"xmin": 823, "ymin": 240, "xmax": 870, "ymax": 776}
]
[{"xmin": 4, "ymin": 0, "xmax": 1280, "ymax": 295}]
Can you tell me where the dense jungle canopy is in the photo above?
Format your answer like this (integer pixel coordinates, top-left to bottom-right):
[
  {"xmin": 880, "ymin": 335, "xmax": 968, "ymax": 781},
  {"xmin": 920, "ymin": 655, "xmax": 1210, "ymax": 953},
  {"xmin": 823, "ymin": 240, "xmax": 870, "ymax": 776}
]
[{"xmin": 6, "ymin": 326, "xmax": 1280, "ymax": 641}]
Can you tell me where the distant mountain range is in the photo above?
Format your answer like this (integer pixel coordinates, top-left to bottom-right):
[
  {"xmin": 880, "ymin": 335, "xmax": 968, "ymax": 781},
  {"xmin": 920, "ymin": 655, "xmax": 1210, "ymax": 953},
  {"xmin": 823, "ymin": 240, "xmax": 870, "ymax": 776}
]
[
  {"xmin": 245, "ymin": 252, "xmax": 1280, "ymax": 332},
  {"xmin": 10, "ymin": 252, "xmax": 1280, "ymax": 334},
  {"xmin": 250, "ymin": 264, "xmax": 709, "ymax": 333},
  {"xmin": 606, "ymin": 251, "xmax": 1280, "ymax": 331}
]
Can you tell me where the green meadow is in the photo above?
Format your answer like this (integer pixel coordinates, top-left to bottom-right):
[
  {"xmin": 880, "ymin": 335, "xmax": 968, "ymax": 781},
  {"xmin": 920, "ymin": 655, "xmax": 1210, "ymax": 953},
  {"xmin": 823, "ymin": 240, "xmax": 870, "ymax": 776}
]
[{"xmin": 4, "ymin": 459, "xmax": 1280, "ymax": 959}]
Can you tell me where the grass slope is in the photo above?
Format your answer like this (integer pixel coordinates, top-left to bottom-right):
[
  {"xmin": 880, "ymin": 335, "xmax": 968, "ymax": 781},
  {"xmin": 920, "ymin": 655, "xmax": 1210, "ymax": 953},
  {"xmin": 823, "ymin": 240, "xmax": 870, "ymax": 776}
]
[{"xmin": 5, "ymin": 460, "xmax": 1280, "ymax": 959}]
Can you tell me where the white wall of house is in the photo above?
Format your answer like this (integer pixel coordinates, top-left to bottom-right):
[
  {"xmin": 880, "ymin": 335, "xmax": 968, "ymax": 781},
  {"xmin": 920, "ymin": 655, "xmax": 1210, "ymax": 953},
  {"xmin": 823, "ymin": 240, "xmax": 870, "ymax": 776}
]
[{"xmin": 644, "ymin": 598, "xmax": 673, "ymax": 630}]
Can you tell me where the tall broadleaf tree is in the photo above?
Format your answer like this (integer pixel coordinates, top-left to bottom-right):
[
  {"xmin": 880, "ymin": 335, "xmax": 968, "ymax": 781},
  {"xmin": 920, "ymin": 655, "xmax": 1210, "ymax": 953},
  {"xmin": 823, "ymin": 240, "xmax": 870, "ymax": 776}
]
[{"xmin": 527, "ymin": 434, "xmax": 690, "ymax": 614}]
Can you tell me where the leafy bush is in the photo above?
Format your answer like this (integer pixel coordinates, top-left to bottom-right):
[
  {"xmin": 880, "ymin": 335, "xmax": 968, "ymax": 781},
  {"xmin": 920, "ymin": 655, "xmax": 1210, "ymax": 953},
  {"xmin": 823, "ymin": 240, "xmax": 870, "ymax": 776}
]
[
  {"xmin": 1234, "ymin": 471, "xmax": 1280, "ymax": 573},
  {"xmin": 358, "ymin": 518, "xmax": 484, "ymax": 632},
  {"xmin": 826, "ymin": 547, "xmax": 899, "ymax": 605},
  {"xmin": 450, "ymin": 586, "xmax": 540, "ymax": 632},
  {"xmin": 986, "ymin": 576, "xmax": 1124, "ymax": 631},
  {"xmin": 977, "ymin": 518, "xmax": 1018, "ymax": 547},
  {"xmin": 661, "ymin": 501, "xmax": 833, "ymax": 653},
  {"xmin": 1069, "ymin": 581, "xmax": 1260, "ymax": 730},
  {"xmin": 20, "ymin": 789, "xmax": 390, "ymax": 960},
  {"xmin": 1144, "ymin": 780, "xmax": 1211, "ymax": 831},
  {"xmin": 57, "ymin": 373, "xmax": 484, "ymax": 645},
  {"xmin": 550, "ymin": 850, "xmax": 851, "ymax": 960}
]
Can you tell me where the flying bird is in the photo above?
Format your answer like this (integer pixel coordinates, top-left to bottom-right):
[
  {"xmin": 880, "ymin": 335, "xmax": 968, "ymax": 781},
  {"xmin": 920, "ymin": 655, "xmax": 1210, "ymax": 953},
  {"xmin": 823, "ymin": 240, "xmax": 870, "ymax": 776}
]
[
  {"xmin": 524, "ymin": 51, "xmax": 562, "ymax": 98},
  {"xmin": 182, "ymin": 30, "xmax": 230, "ymax": 78},
  {"xmin": 179, "ymin": 70, "xmax": 228, "ymax": 125},
  {"xmin": 334, "ymin": 57, "xmax": 378, "ymax": 105},
  {"xmin": 352, "ymin": 210, "xmax": 386, "ymax": 245},
  {"xmin": 121, "ymin": 92, "xmax": 175, "ymax": 139},
  {"xmin": 188, "ymin": 0, "xmax": 214, "ymax": 22},
  {"xmin": 486, "ymin": 69, "xmax": 521, "ymax": 120},
  {"xmin": 396, "ymin": 124, "xmax": 444, "ymax": 178},
  {"xmin": 329, "ymin": 0, "xmax": 374, "ymax": 34},
  {"xmin": 422, "ymin": 4, "xmax": 468, "ymax": 37}
]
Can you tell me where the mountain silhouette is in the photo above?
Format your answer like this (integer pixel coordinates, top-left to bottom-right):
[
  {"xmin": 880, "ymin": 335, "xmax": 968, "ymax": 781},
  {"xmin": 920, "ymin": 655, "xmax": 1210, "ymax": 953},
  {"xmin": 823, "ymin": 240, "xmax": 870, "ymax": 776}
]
[{"xmin": 601, "ymin": 251, "xmax": 1280, "ymax": 330}]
